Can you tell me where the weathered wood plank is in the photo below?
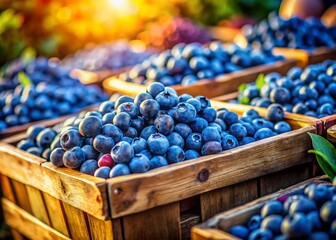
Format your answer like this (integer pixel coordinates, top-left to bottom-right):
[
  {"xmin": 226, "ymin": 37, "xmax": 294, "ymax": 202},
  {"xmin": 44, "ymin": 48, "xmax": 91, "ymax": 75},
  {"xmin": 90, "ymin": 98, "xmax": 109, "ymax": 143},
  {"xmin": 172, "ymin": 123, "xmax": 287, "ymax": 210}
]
[
  {"xmin": 103, "ymin": 59, "xmax": 297, "ymax": 98},
  {"xmin": 87, "ymin": 214, "xmax": 113, "ymax": 240},
  {"xmin": 0, "ymin": 144, "xmax": 108, "ymax": 220},
  {"xmin": 2, "ymin": 198, "xmax": 70, "ymax": 240},
  {"xmin": 259, "ymin": 162, "xmax": 312, "ymax": 196},
  {"xmin": 10, "ymin": 179, "xmax": 32, "ymax": 214},
  {"xmin": 25, "ymin": 186, "xmax": 51, "ymax": 226},
  {"xmin": 111, "ymin": 218, "xmax": 123, "ymax": 240},
  {"xmin": 191, "ymin": 228, "xmax": 240, "ymax": 240},
  {"xmin": 181, "ymin": 214, "xmax": 201, "ymax": 240},
  {"xmin": 62, "ymin": 202, "xmax": 91, "ymax": 240},
  {"xmin": 108, "ymin": 125, "xmax": 315, "ymax": 218},
  {"xmin": 122, "ymin": 202, "xmax": 181, "ymax": 240},
  {"xmin": 0, "ymin": 175, "xmax": 15, "ymax": 202},
  {"xmin": 200, "ymin": 179, "xmax": 258, "ymax": 222},
  {"xmin": 10, "ymin": 229, "xmax": 26, "ymax": 240},
  {"xmin": 42, "ymin": 192, "xmax": 70, "ymax": 237}
]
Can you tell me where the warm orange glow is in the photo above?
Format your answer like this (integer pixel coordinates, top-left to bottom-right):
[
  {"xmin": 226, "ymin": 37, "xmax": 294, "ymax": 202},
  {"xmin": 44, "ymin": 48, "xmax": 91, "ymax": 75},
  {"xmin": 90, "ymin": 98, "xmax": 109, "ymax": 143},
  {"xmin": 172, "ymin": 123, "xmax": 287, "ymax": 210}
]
[{"xmin": 107, "ymin": 0, "xmax": 134, "ymax": 15}]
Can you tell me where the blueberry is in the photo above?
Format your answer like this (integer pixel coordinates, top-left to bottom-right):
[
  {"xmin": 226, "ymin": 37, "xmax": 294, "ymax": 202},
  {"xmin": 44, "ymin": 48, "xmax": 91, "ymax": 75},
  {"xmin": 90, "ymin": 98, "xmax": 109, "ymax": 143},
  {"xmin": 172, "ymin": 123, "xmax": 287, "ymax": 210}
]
[
  {"xmin": 261, "ymin": 215, "xmax": 283, "ymax": 235},
  {"xmin": 261, "ymin": 201, "xmax": 284, "ymax": 217},
  {"xmin": 102, "ymin": 112, "xmax": 116, "ymax": 124},
  {"xmin": 60, "ymin": 129, "xmax": 83, "ymax": 150},
  {"xmin": 150, "ymin": 156, "xmax": 168, "ymax": 169},
  {"xmin": 266, "ymin": 104, "xmax": 285, "ymax": 122},
  {"xmin": 330, "ymin": 219, "xmax": 336, "ymax": 238},
  {"xmin": 166, "ymin": 146, "xmax": 185, "ymax": 164},
  {"xmin": 200, "ymin": 107, "xmax": 217, "ymax": 123},
  {"xmin": 63, "ymin": 146, "xmax": 85, "ymax": 169},
  {"xmin": 292, "ymin": 103, "xmax": 308, "ymax": 114},
  {"xmin": 178, "ymin": 94, "xmax": 193, "ymax": 103},
  {"xmin": 241, "ymin": 122, "xmax": 255, "ymax": 136},
  {"xmin": 155, "ymin": 91, "xmax": 178, "ymax": 110},
  {"xmin": 319, "ymin": 103, "xmax": 333, "ymax": 115},
  {"xmin": 189, "ymin": 56, "xmax": 209, "ymax": 70},
  {"xmin": 131, "ymin": 117, "xmax": 145, "ymax": 133},
  {"xmin": 270, "ymin": 87, "xmax": 291, "ymax": 104},
  {"xmin": 308, "ymin": 232, "xmax": 330, "ymax": 240},
  {"xmin": 186, "ymin": 133, "xmax": 202, "ymax": 151},
  {"xmin": 98, "ymin": 101, "xmax": 115, "ymax": 114},
  {"xmin": 247, "ymin": 215, "xmax": 262, "ymax": 231},
  {"xmin": 242, "ymin": 109, "xmax": 260, "ymax": 119},
  {"xmin": 248, "ymin": 228, "xmax": 273, "ymax": 240},
  {"xmin": 114, "ymin": 96, "xmax": 133, "ymax": 109},
  {"xmin": 287, "ymin": 67, "xmax": 302, "ymax": 79},
  {"xmin": 26, "ymin": 147, "xmax": 43, "ymax": 157},
  {"xmin": 289, "ymin": 197, "xmax": 317, "ymax": 215},
  {"xmin": 174, "ymin": 103, "xmax": 197, "ymax": 123},
  {"xmin": 202, "ymin": 126, "xmax": 221, "ymax": 142},
  {"xmin": 123, "ymin": 127, "xmax": 138, "ymax": 138},
  {"xmin": 184, "ymin": 150, "xmax": 200, "ymax": 160},
  {"xmin": 201, "ymin": 141, "xmax": 222, "ymax": 155},
  {"xmin": 93, "ymin": 135, "xmax": 114, "ymax": 154},
  {"xmin": 50, "ymin": 148, "xmax": 65, "ymax": 167},
  {"xmin": 80, "ymin": 160, "xmax": 99, "ymax": 176},
  {"xmin": 134, "ymin": 93, "xmax": 153, "ymax": 107},
  {"xmin": 195, "ymin": 96, "xmax": 211, "ymax": 110},
  {"xmin": 320, "ymin": 201, "xmax": 336, "ymax": 224},
  {"xmin": 139, "ymin": 99, "xmax": 160, "ymax": 119},
  {"xmin": 223, "ymin": 111, "xmax": 239, "ymax": 126},
  {"xmin": 239, "ymin": 136, "xmax": 255, "ymax": 146},
  {"xmin": 167, "ymin": 132, "xmax": 184, "ymax": 148},
  {"xmin": 109, "ymin": 164, "xmax": 131, "ymax": 177},
  {"xmin": 228, "ymin": 225, "xmax": 249, "ymax": 239},
  {"xmin": 167, "ymin": 57, "xmax": 187, "ymax": 73},
  {"xmin": 153, "ymin": 113, "xmax": 174, "ymax": 136},
  {"xmin": 17, "ymin": 140, "xmax": 35, "ymax": 151},
  {"xmin": 147, "ymin": 133, "xmax": 170, "ymax": 155},
  {"xmin": 94, "ymin": 167, "xmax": 111, "ymax": 179},
  {"xmin": 79, "ymin": 116, "xmax": 102, "ymax": 138},
  {"xmin": 214, "ymin": 118, "xmax": 227, "ymax": 131},
  {"xmin": 84, "ymin": 111, "xmax": 102, "ymax": 119},
  {"xmin": 308, "ymin": 184, "xmax": 332, "ymax": 206},
  {"xmin": 36, "ymin": 128, "xmax": 56, "ymax": 149},
  {"xmin": 117, "ymin": 102, "xmax": 139, "ymax": 118},
  {"xmin": 254, "ymin": 128, "xmax": 273, "ymax": 140},
  {"xmin": 230, "ymin": 123, "xmax": 247, "ymax": 140},
  {"xmin": 82, "ymin": 145, "xmax": 99, "ymax": 160},
  {"xmin": 281, "ymin": 213, "xmax": 312, "ymax": 238},
  {"xmin": 274, "ymin": 121, "xmax": 291, "ymax": 134},
  {"xmin": 221, "ymin": 135, "xmax": 238, "ymax": 150},
  {"xmin": 113, "ymin": 112, "xmax": 131, "ymax": 131},
  {"xmin": 306, "ymin": 211, "xmax": 323, "ymax": 231},
  {"xmin": 129, "ymin": 154, "xmax": 150, "ymax": 173},
  {"xmin": 186, "ymin": 98, "xmax": 202, "ymax": 112},
  {"xmin": 190, "ymin": 117, "xmax": 208, "ymax": 133},
  {"xmin": 131, "ymin": 137, "xmax": 147, "ymax": 153},
  {"xmin": 101, "ymin": 124, "xmax": 123, "ymax": 143},
  {"xmin": 111, "ymin": 141, "xmax": 134, "ymax": 164},
  {"xmin": 174, "ymin": 123, "xmax": 192, "ymax": 139}
]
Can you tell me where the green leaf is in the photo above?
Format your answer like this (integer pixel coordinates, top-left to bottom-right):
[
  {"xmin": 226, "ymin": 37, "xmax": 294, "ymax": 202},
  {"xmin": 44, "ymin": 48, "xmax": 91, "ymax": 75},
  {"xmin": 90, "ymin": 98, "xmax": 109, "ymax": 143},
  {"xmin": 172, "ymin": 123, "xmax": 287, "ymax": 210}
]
[
  {"xmin": 308, "ymin": 133, "xmax": 336, "ymax": 179},
  {"xmin": 255, "ymin": 73, "xmax": 266, "ymax": 90},
  {"xmin": 18, "ymin": 72, "xmax": 32, "ymax": 87},
  {"xmin": 238, "ymin": 83, "xmax": 247, "ymax": 93},
  {"xmin": 238, "ymin": 96, "xmax": 250, "ymax": 105},
  {"xmin": 20, "ymin": 47, "xmax": 36, "ymax": 65}
]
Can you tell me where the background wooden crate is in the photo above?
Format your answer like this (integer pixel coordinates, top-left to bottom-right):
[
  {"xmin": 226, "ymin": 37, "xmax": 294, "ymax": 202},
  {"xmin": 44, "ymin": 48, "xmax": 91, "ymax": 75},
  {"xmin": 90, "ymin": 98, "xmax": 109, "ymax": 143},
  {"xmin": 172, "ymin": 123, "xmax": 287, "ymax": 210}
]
[
  {"xmin": 0, "ymin": 101, "xmax": 320, "ymax": 240},
  {"xmin": 191, "ymin": 176, "xmax": 330, "ymax": 240},
  {"xmin": 102, "ymin": 59, "xmax": 297, "ymax": 98}
]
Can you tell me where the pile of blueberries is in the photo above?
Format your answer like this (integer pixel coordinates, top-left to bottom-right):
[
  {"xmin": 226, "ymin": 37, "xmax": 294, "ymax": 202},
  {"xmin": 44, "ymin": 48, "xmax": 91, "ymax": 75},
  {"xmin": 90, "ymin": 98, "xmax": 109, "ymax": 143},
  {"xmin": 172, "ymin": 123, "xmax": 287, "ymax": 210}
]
[
  {"xmin": 119, "ymin": 41, "xmax": 284, "ymax": 86},
  {"xmin": 242, "ymin": 13, "xmax": 336, "ymax": 50},
  {"xmin": 17, "ymin": 82, "xmax": 291, "ymax": 179},
  {"xmin": 137, "ymin": 17, "xmax": 213, "ymax": 50},
  {"xmin": 62, "ymin": 40, "xmax": 155, "ymax": 72},
  {"xmin": 232, "ymin": 60, "xmax": 336, "ymax": 118},
  {"xmin": 228, "ymin": 181, "xmax": 336, "ymax": 239},
  {"xmin": 0, "ymin": 58, "xmax": 107, "ymax": 131}
]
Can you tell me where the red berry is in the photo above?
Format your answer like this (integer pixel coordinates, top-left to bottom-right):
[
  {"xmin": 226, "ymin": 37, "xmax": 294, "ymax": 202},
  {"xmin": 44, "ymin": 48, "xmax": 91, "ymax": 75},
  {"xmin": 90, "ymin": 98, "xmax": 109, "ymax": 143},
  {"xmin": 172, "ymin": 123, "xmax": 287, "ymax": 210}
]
[{"xmin": 98, "ymin": 154, "xmax": 115, "ymax": 168}]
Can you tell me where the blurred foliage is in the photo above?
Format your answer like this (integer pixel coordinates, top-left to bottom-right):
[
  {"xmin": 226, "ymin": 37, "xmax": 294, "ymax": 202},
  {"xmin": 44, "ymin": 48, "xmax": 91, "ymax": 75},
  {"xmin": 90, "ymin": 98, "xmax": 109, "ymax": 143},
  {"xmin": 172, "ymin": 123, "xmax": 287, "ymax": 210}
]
[{"xmin": 0, "ymin": 0, "xmax": 281, "ymax": 67}]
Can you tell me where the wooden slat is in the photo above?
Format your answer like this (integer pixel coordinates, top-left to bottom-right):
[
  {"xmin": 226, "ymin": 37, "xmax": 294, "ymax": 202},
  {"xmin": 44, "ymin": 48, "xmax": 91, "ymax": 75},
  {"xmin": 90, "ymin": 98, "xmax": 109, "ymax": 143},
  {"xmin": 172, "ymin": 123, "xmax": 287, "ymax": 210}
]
[
  {"xmin": 102, "ymin": 59, "xmax": 297, "ymax": 98},
  {"xmin": 200, "ymin": 179, "xmax": 258, "ymax": 221},
  {"xmin": 191, "ymin": 228, "xmax": 240, "ymax": 240},
  {"xmin": 259, "ymin": 162, "xmax": 312, "ymax": 196},
  {"xmin": 122, "ymin": 202, "xmax": 181, "ymax": 240},
  {"xmin": 10, "ymin": 179, "xmax": 32, "ymax": 214},
  {"xmin": 0, "ymin": 144, "xmax": 108, "ymax": 220},
  {"xmin": 87, "ymin": 214, "xmax": 113, "ymax": 240},
  {"xmin": 0, "ymin": 175, "xmax": 15, "ymax": 202},
  {"xmin": 111, "ymin": 218, "xmax": 123, "ymax": 240},
  {"xmin": 181, "ymin": 214, "xmax": 201, "ymax": 240},
  {"xmin": 62, "ymin": 202, "xmax": 91, "ymax": 240},
  {"xmin": 25, "ymin": 185, "xmax": 51, "ymax": 225},
  {"xmin": 42, "ymin": 192, "xmax": 70, "ymax": 237},
  {"xmin": 2, "ymin": 198, "xmax": 70, "ymax": 240},
  {"xmin": 108, "ymin": 124, "xmax": 315, "ymax": 218},
  {"xmin": 10, "ymin": 229, "xmax": 26, "ymax": 240}
]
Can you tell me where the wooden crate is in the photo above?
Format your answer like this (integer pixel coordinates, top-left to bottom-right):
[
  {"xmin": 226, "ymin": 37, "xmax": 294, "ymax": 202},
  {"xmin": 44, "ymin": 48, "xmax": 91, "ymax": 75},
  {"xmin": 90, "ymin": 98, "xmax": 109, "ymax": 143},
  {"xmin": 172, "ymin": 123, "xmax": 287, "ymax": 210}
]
[
  {"xmin": 0, "ymin": 101, "xmax": 320, "ymax": 240},
  {"xmin": 273, "ymin": 47, "xmax": 336, "ymax": 68},
  {"xmin": 191, "ymin": 176, "xmax": 330, "ymax": 240},
  {"xmin": 102, "ymin": 59, "xmax": 298, "ymax": 98},
  {"xmin": 0, "ymin": 105, "xmax": 98, "ymax": 140}
]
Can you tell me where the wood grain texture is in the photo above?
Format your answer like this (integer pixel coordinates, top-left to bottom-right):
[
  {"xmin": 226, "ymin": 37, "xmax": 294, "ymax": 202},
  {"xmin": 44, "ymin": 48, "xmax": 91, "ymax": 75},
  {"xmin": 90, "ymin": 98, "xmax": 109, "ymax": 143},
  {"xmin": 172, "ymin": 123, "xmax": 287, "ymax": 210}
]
[
  {"xmin": 10, "ymin": 229, "xmax": 25, "ymax": 240},
  {"xmin": 62, "ymin": 202, "xmax": 91, "ymax": 240},
  {"xmin": 107, "ymin": 125, "xmax": 315, "ymax": 218},
  {"xmin": 102, "ymin": 59, "xmax": 297, "ymax": 98},
  {"xmin": 87, "ymin": 214, "xmax": 113, "ymax": 240},
  {"xmin": 191, "ymin": 228, "xmax": 240, "ymax": 240},
  {"xmin": 42, "ymin": 192, "xmax": 70, "ymax": 237},
  {"xmin": 0, "ymin": 175, "xmax": 15, "ymax": 202},
  {"xmin": 26, "ymin": 185, "xmax": 51, "ymax": 225},
  {"xmin": 259, "ymin": 162, "xmax": 312, "ymax": 196},
  {"xmin": 111, "ymin": 218, "xmax": 123, "ymax": 240},
  {"xmin": 10, "ymin": 179, "xmax": 32, "ymax": 214},
  {"xmin": 181, "ymin": 214, "xmax": 201, "ymax": 240},
  {"xmin": 2, "ymin": 198, "xmax": 70, "ymax": 240},
  {"xmin": 0, "ymin": 144, "xmax": 108, "ymax": 220},
  {"xmin": 200, "ymin": 179, "xmax": 258, "ymax": 222},
  {"xmin": 122, "ymin": 202, "xmax": 181, "ymax": 240}
]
